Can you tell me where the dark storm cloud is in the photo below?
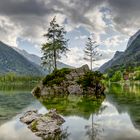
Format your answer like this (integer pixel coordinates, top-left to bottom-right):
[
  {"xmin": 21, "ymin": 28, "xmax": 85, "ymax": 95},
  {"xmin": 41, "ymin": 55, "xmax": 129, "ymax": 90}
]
[
  {"xmin": 0, "ymin": 0, "xmax": 140, "ymax": 46},
  {"xmin": 0, "ymin": 0, "xmax": 55, "ymax": 16},
  {"xmin": 106, "ymin": 0, "xmax": 140, "ymax": 34},
  {"xmin": 0, "ymin": 0, "xmax": 140, "ymax": 30},
  {"xmin": 0, "ymin": 0, "xmax": 104, "ymax": 26}
]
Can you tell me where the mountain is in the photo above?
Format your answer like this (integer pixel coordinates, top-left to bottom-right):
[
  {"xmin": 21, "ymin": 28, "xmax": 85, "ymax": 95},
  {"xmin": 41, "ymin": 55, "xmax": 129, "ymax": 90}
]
[
  {"xmin": 14, "ymin": 48, "xmax": 41, "ymax": 65},
  {"xmin": 14, "ymin": 48, "xmax": 73, "ymax": 69},
  {"xmin": 99, "ymin": 30, "xmax": 140, "ymax": 73},
  {"xmin": 0, "ymin": 41, "xmax": 43, "ymax": 75}
]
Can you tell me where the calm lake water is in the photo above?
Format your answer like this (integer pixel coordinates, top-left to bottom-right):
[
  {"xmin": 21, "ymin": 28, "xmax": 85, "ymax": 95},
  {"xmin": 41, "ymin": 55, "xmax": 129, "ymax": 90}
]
[{"xmin": 1, "ymin": 83, "xmax": 140, "ymax": 140}]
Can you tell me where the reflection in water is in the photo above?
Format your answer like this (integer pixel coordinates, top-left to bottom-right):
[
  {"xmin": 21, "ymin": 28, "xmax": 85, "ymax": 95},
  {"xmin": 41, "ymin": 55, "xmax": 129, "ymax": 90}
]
[
  {"xmin": 1, "ymin": 83, "xmax": 140, "ymax": 140},
  {"xmin": 0, "ymin": 84, "xmax": 45, "ymax": 140},
  {"xmin": 107, "ymin": 83, "xmax": 140, "ymax": 130},
  {"xmin": 0, "ymin": 117, "xmax": 41, "ymax": 140},
  {"xmin": 0, "ymin": 84, "xmax": 37, "ymax": 126},
  {"xmin": 41, "ymin": 95, "xmax": 105, "ymax": 140},
  {"xmin": 85, "ymin": 105, "xmax": 107, "ymax": 140},
  {"xmin": 41, "ymin": 95, "xmax": 104, "ymax": 119}
]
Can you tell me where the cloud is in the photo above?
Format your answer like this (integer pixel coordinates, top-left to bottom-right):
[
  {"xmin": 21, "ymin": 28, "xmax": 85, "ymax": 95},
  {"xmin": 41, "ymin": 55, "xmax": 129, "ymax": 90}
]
[
  {"xmin": 61, "ymin": 46, "xmax": 115, "ymax": 68},
  {"xmin": 104, "ymin": 35, "xmax": 127, "ymax": 49},
  {"xmin": 61, "ymin": 47, "xmax": 85, "ymax": 67},
  {"xmin": 106, "ymin": 0, "xmax": 140, "ymax": 35},
  {"xmin": 75, "ymin": 35, "xmax": 87, "ymax": 40},
  {"xmin": 0, "ymin": 16, "xmax": 22, "ymax": 46},
  {"xmin": 0, "ymin": 0, "xmax": 54, "ymax": 16},
  {"xmin": 0, "ymin": 0, "xmax": 107, "ymax": 46},
  {"xmin": 0, "ymin": 0, "xmax": 140, "ymax": 67}
]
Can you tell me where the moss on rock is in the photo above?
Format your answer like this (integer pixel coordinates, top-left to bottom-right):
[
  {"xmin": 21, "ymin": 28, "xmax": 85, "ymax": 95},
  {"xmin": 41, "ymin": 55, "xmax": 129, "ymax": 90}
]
[{"xmin": 42, "ymin": 68, "xmax": 71, "ymax": 86}]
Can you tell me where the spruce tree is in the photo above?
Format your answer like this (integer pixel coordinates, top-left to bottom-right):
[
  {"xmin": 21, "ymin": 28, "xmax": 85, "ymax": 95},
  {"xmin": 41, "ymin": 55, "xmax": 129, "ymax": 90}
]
[
  {"xmin": 84, "ymin": 37, "xmax": 101, "ymax": 70},
  {"xmin": 41, "ymin": 17, "xmax": 69, "ymax": 72}
]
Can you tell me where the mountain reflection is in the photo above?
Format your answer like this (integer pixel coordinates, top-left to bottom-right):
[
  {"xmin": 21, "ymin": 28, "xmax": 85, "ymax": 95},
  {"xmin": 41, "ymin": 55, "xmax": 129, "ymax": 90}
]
[{"xmin": 107, "ymin": 83, "xmax": 140, "ymax": 130}]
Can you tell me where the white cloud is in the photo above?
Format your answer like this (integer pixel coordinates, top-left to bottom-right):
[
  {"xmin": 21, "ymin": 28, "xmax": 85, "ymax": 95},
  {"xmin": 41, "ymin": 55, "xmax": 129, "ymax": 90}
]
[
  {"xmin": 60, "ymin": 46, "xmax": 115, "ymax": 68},
  {"xmin": 104, "ymin": 35, "xmax": 128, "ymax": 51},
  {"xmin": 0, "ymin": 16, "xmax": 21, "ymax": 46},
  {"xmin": 61, "ymin": 47, "xmax": 85, "ymax": 67},
  {"xmin": 85, "ymin": 6, "xmax": 106, "ymax": 32},
  {"xmin": 75, "ymin": 35, "xmax": 87, "ymax": 40}
]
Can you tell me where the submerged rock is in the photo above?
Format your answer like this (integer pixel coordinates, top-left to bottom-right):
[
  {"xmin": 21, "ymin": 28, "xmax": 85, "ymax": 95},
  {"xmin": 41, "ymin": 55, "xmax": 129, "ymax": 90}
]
[
  {"xmin": 20, "ymin": 109, "xmax": 65, "ymax": 139},
  {"xmin": 32, "ymin": 65, "xmax": 105, "ymax": 98}
]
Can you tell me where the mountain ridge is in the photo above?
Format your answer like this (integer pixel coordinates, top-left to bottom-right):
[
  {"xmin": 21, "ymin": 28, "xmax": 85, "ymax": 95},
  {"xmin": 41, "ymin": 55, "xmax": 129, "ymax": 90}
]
[
  {"xmin": 99, "ymin": 30, "xmax": 140, "ymax": 73},
  {"xmin": 14, "ymin": 47, "xmax": 73, "ymax": 70},
  {"xmin": 0, "ymin": 41, "xmax": 43, "ymax": 75}
]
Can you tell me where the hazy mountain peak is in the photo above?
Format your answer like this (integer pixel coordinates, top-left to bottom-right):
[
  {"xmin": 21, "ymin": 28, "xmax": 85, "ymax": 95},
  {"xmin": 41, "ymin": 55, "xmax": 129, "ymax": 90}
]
[{"xmin": 0, "ymin": 41, "xmax": 43, "ymax": 75}]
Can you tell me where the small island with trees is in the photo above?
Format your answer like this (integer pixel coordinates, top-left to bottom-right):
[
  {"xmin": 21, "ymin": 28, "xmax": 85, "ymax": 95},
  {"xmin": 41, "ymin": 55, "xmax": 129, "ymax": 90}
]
[
  {"xmin": 34, "ymin": 17, "xmax": 105, "ymax": 98},
  {"xmin": 20, "ymin": 17, "xmax": 105, "ymax": 139}
]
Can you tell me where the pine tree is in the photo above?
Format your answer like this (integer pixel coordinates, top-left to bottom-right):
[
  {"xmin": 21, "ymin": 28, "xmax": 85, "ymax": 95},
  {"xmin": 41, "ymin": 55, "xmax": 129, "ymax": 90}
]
[
  {"xmin": 84, "ymin": 37, "xmax": 101, "ymax": 70},
  {"xmin": 41, "ymin": 17, "xmax": 69, "ymax": 72}
]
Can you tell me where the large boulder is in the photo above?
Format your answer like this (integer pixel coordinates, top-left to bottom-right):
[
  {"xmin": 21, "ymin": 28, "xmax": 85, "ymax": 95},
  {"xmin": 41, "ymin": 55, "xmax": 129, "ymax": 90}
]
[{"xmin": 20, "ymin": 109, "xmax": 65, "ymax": 139}]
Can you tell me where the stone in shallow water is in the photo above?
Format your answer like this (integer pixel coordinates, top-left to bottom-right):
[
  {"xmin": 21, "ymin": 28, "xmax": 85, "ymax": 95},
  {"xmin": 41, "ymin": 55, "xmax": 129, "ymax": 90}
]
[
  {"xmin": 20, "ymin": 109, "xmax": 65, "ymax": 139},
  {"xmin": 20, "ymin": 110, "xmax": 42, "ymax": 124}
]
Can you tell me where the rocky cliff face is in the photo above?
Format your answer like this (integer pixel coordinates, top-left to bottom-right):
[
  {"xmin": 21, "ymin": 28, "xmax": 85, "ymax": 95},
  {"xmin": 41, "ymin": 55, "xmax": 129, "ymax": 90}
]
[
  {"xmin": 99, "ymin": 29, "xmax": 140, "ymax": 73},
  {"xmin": 127, "ymin": 30, "xmax": 140, "ymax": 49},
  {"xmin": 32, "ymin": 65, "xmax": 105, "ymax": 98},
  {"xmin": 99, "ymin": 51, "xmax": 124, "ymax": 73}
]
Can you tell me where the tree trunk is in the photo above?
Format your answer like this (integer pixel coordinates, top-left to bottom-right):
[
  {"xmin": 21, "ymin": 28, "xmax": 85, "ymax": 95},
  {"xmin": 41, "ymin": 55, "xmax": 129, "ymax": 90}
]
[
  {"xmin": 90, "ymin": 54, "xmax": 92, "ymax": 71},
  {"xmin": 54, "ymin": 49, "xmax": 57, "ymax": 70},
  {"xmin": 91, "ymin": 114, "xmax": 94, "ymax": 140}
]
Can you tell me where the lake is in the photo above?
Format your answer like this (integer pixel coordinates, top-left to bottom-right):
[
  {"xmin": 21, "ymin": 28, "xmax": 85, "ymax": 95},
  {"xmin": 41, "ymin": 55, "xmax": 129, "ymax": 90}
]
[{"xmin": 1, "ymin": 82, "xmax": 140, "ymax": 140}]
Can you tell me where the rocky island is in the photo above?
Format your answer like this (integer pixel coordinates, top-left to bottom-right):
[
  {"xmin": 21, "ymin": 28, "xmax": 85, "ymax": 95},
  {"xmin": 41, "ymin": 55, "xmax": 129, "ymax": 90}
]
[{"xmin": 32, "ymin": 65, "xmax": 105, "ymax": 98}]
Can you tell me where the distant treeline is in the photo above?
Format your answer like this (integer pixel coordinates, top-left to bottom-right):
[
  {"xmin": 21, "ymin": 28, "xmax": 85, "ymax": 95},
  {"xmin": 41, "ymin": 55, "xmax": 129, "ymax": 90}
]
[
  {"xmin": 0, "ymin": 72, "xmax": 43, "ymax": 83},
  {"xmin": 104, "ymin": 66, "xmax": 140, "ymax": 82}
]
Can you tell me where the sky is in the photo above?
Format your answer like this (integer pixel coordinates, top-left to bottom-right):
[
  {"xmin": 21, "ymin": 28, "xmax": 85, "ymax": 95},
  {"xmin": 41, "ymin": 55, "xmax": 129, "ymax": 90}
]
[{"xmin": 0, "ymin": 0, "xmax": 140, "ymax": 68}]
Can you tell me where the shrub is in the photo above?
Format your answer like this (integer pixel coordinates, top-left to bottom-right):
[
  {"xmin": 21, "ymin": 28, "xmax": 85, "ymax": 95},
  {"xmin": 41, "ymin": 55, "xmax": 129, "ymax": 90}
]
[
  {"xmin": 77, "ymin": 71, "xmax": 103, "ymax": 90},
  {"xmin": 42, "ymin": 68, "xmax": 71, "ymax": 86},
  {"xmin": 33, "ymin": 86, "xmax": 41, "ymax": 98},
  {"xmin": 134, "ymin": 71, "xmax": 140, "ymax": 80},
  {"xmin": 110, "ymin": 71, "xmax": 122, "ymax": 82}
]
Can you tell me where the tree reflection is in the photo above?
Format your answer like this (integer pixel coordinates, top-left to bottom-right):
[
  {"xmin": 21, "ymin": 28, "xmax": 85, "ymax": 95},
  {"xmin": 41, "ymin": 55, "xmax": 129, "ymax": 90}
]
[
  {"xmin": 108, "ymin": 83, "xmax": 140, "ymax": 130},
  {"xmin": 85, "ymin": 105, "xmax": 106, "ymax": 140},
  {"xmin": 41, "ymin": 95, "xmax": 104, "ymax": 119}
]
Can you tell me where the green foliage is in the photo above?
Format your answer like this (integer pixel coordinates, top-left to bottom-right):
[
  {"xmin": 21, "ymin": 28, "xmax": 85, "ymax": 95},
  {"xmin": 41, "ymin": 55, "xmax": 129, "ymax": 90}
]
[
  {"xmin": 34, "ymin": 86, "xmax": 41, "ymax": 98},
  {"xmin": 41, "ymin": 17, "xmax": 69, "ymax": 71},
  {"xmin": 106, "ymin": 66, "xmax": 140, "ymax": 82},
  {"xmin": 42, "ymin": 68, "xmax": 71, "ymax": 86},
  {"xmin": 107, "ymin": 68, "xmax": 115, "ymax": 78},
  {"xmin": 77, "ymin": 71, "xmax": 103, "ymax": 90},
  {"xmin": 41, "ymin": 95, "xmax": 104, "ymax": 119},
  {"xmin": 134, "ymin": 71, "xmax": 140, "ymax": 80},
  {"xmin": 0, "ymin": 72, "xmax": 42, "ymax": 83},
  {"xmin": 110, "ymin": 71, "xmax": 122, "ymax": 82},
  {"xmin": 31, "ymin": 120, "xmax": 38, "ymax": 131}
]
